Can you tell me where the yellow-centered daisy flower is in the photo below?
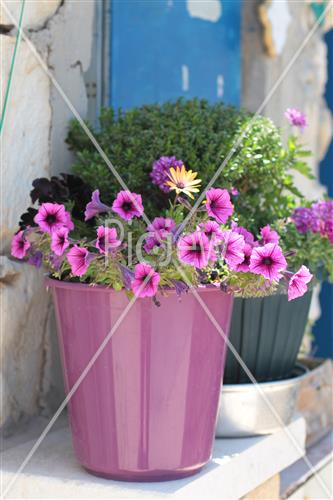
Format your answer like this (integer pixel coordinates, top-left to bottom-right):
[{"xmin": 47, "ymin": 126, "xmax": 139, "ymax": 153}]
[{"xmin": 165, "ymin": 165, "xmax": 202, "ymax": 199}]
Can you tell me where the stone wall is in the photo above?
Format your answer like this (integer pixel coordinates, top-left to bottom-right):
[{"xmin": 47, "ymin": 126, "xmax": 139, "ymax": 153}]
[{"xmin": 0, "ymin": 0, "xmax": 94, "ymax": 432}]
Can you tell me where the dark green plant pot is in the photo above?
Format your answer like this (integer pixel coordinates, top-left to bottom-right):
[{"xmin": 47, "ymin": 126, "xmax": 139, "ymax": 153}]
[{"xmin": 224, "ymin": 292, "xmax": 312, "ymax": 384}]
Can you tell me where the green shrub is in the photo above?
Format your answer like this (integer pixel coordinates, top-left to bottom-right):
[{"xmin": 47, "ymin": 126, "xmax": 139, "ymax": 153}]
[{"xmin": 66, "ymin": 98, "xmax": 311, "ymax": 232}]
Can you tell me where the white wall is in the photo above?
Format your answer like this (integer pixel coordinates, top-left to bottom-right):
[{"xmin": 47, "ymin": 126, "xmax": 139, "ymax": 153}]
[{"xmin": 0, "ymin": 0, "xmax": 94, "ymax": 432}]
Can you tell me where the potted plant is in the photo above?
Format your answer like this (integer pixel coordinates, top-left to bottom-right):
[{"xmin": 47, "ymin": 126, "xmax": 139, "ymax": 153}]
[
  {"xmin": 11, "ymin": 153, "xmax": 311, "ymax": 479},
  {"xmin": 67, "ymin": 99, "xmax": 321, "ymax": 385}
]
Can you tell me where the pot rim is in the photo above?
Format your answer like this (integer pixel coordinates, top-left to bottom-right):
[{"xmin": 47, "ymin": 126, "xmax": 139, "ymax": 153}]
[
  {"xmin": 222, "ymin": 363, "xmax": 308, "ymax": 392},
  {"xmin": 45, "ymin": 275, "xmax": 230, "ymax": 296}
]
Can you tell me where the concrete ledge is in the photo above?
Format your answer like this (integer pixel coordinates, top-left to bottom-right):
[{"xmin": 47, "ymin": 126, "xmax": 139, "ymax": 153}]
[{"xmin": 1, "ymin": 417, "xmax": 306, "ymax": 499}]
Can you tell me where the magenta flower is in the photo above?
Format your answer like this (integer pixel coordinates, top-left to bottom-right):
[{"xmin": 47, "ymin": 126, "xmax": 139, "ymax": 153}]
[
  {"xmin": 112, "ymin": 190, "xmax": 144, "ymax": 221},
  {"xmin": 51, "ymin": 227, "xmax": 70, "ymax": 256},
  {"xmin": 230, "ymin": 187, "xmax": 239, "ymax": 197},
  {"xmin": 233, "ymin": 243, "xmax": 253, "ymax": 273},
  {"xmin": 95, "ymin": 226, "xmax": 121, "ymax": 254},
  {"xmin": 150, "ymin": 156, "xmax": 183, "ymax": 193},
  {"xmin": 288, "ymin": 265, "xmax": 313, "ymax": 301},
  {"xmin": 67, "ymin": 245, "xmax": 94, "ymax": 276},
  {"xmin": 199, "ymin": 221, "xmax": 224, "ymax": 242},
  {"xmin": 260, "ymin": 225, "xmax": 279, "ymax": 245},
  {"xmin": 285, "ymin": 108, "xmax": 308, "ymax": 131},
  {"xmin": 84, "ymin": 190, "xmax": 110, "ymax": 221},
  {"xmin": 64, "ymin": 211, "xmax": 74, "ymax": 231},
  {"xmin": 147, "ymin": 217, "xmax": 176, "ymax": 233},
  {"xmin": 178, "ymin": 231, "xmax": 214, "ymax": 269},
  {"xmin": 205, "ymin": 188, "xmax": 233, "ymax": 223},
  {"xmin": 34, "ymin": 203, "xmax": 70, "ymax": 233},
  {"xmin": 11, "ymin": 230, "xmax": 30, "ymax": 259},
  {"xmin": 220, "ymin": 230, "xmax": 245, "ymax": 270},
  {"xmin": 231, "ymin": 222, "xmax": 255, "ymax": 245},
  {"xmin": 144, "ymin": 234, "xmax": 163, "ymax": 253},
  {"xmin": 250, "ymin": 243, "xmax": 287, "ymax": 281},
  {"xmin": 131, "ymin": 263, "xmax": 160, "ymax": 298}
]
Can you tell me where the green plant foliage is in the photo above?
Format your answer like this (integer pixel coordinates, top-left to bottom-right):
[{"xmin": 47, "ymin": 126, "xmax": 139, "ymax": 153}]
[{"xmin": 66, "ymin": 98, "xmax": 311, "ymax": 232}]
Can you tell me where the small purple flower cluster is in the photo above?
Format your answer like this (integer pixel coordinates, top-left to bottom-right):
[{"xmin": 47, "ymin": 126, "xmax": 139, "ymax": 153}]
[
  {"xmin": 150, "ymin": 156, "xmax": 183, "ymax": 193},
  {"xmin": 285, "ymin": 108, "xmax": 308, "ymax": 132},
  {"xmin": 292, "ymin": 200, "xmax": 333, "ymax": 244}
]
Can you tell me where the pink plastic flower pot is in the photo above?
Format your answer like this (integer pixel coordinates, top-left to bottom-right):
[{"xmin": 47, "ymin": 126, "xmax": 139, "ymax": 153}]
[{"xmin": 47, "ymin": 279, "xmax": 233, "ymax": 481}]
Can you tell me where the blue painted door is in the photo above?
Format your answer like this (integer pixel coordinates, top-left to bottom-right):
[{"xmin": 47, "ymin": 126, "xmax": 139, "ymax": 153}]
[
  {"xmin": 110, "ymin": 0, "xmax": 241, "ymax": 109},
  {"xmin": 313, "ymin": 29, "xmax": 333, "ymax": 358}
]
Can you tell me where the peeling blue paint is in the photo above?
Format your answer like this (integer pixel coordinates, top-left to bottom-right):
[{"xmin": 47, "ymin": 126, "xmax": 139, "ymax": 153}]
[{"xmin": 110, "ymin": 0, "xmax": 241, "ymax": 109}]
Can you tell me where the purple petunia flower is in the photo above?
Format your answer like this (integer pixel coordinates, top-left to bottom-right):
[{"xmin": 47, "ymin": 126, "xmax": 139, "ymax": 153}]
[
  {"xmin": 143, "ymin": 233, "xmax": 163, "ymax": 253},
  {"xmin": 34, "ymin": 203, "xmax": 72, "ymax": 234},
  {"xmin": 178, "ymin": 231, "xmax": 215, "ymax": 269},
  {"xmin": 84, "ymin": 190, "xmax": 110, "ymax": 221},
  {"xmin": 28, "ymin": 250, "xmax": 43, "ymax": 268},
  {"xmin": 230, "ymin": 187, "xmax": 239, "ymax": 197},
  {"xmin": 220, "ymin": 230, "xmax": 245, "ymax": 270},
  {"xmin": 144, "ymin": 217, "xmax": 175, "ymax": 253},
  {"xmin": 131, "ymin": 263, "xmax": 160, "ymax": 298},
  {"xmin": 118, "ymin": 263, "xmax": 134, "ymax": 290},
  {"xmin": 95, "ymin": 226, "xmax": 121, "ymax": 254},
  {"xmin": 285, "ymin": 108, "xmax": 308, "ymax": 132},
  {"xmin": 147, "ymin": 217, "xmax": 176, "ymax": 233},
  {"xmin": 199, "ymin": 221, "xmax": 224, "ymax": 242},
  {"xmin": 288, "ymin": 265, "xmax": 313, "ymax": 301},
  {"xmin": 205, "ymin": 188, "xmax": 234, "ymax": 224},
  {"xmin": 112, "ymin": 190, "xmax": 144, "ymax": 221},
  {"xmin": 67, "ymin": 245, "xmax": 94, "ymax": 276},
  {"xmin": 150, "ymin": 156, "xmax": 183, "ymax": 193},
  {"xmin": 231, "ymin": 222, "xmax": 255, "ymax": 246},
  {"xmin": 233, "ymin": 243, "xmax": 253, "ymax": 273},
  {"xmin": 260, "ymin": 224, "xmax": 279, "ymax": 245},
  {"xmin": 170, "ymin": 279, "xmax": 189, "ymax": 298},
  {"xmin": 250, "ymin": 243, "xmax": 287, "ymax": 282},
  {"xmin": 11, "ymin": 230, "xmax": 31, "ymax": 259},
  {"xmin": 51, "ymin": 227, "xmax": 70, "ymax": 256}
]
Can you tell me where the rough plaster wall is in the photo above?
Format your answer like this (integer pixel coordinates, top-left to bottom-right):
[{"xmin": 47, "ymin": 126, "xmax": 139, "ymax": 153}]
[
  {"xmin": 1, "ymin": 0, "xmax": 93, "ymax": 431},
  {"xmin": 242, "ymin": 0, "xmax": 333, "ymax": 325}
]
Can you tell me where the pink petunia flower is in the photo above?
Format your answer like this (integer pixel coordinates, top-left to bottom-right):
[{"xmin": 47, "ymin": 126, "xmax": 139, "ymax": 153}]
[
  {"xmin": 11, "ymin": 230, "xmax": 31, "ymax": 259},
  {"xmin": 178, "ymin": 231, "xmax": 215, "ymax": 269},
  {"xmin": 131, "ymin": 263, "xmax": 160, "ymax": 298},
  {"xmin": 64, "ymin": 211, "xmax": 74, "ymax": 231},
  {"xmin": 250, "ymin": 243, "xmax": 287, "ymax": 282},
  {"xmin": 285, "ymin": 108, "xmax": 308, "ymax": 132},
  {"xmin": 220, "ymin": 230, "xmax": 245, "ymax": 270},
  {"xmin": 233, "ymin": 243, "xmax": 253, "ymax": 273},
  {"xmin": 230, "ymin": 187, "xmax": 239, "ymax": 197},
  {"xmin": 288, "ymin": 265, "xmax": 313, "ymax": 301},
  {"xmin": 147, "ymin": 217, "xmax": 176, "ymax": 233},
  {"xmin": 112, "ymin": 191, "xmax": 144, "ymax": 221},
  {"xmin": 231, "ymin": 222, "xmax": 255, "ymax": 246},
  {"xmin": 51, "ymin": 227, "xmax": 70, "ymax": 256},
  {"xmin": 205, "ymin": 188, "xmax": 234, "ymax": 223},
  {"xmin": 199, "ymin": 221, "xmax": 224, "ymax": 242},
  {"xmin": 34, "ymin": 203, "xmax": 71, "ymax": 233},
  {"xmin": 67, "ymin": 245, "xmax": 94, "ymax": 276},
  {"xmin": 84, "ymin": 190, "xmax": 110, "ymax": 221},
  {"xmin": 95, "ymin": 226, "xmax": 121, "ymax": 254},
  {"xmin": 260, "ymin": 224, "xmax": 279, "ymax": 245}
]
